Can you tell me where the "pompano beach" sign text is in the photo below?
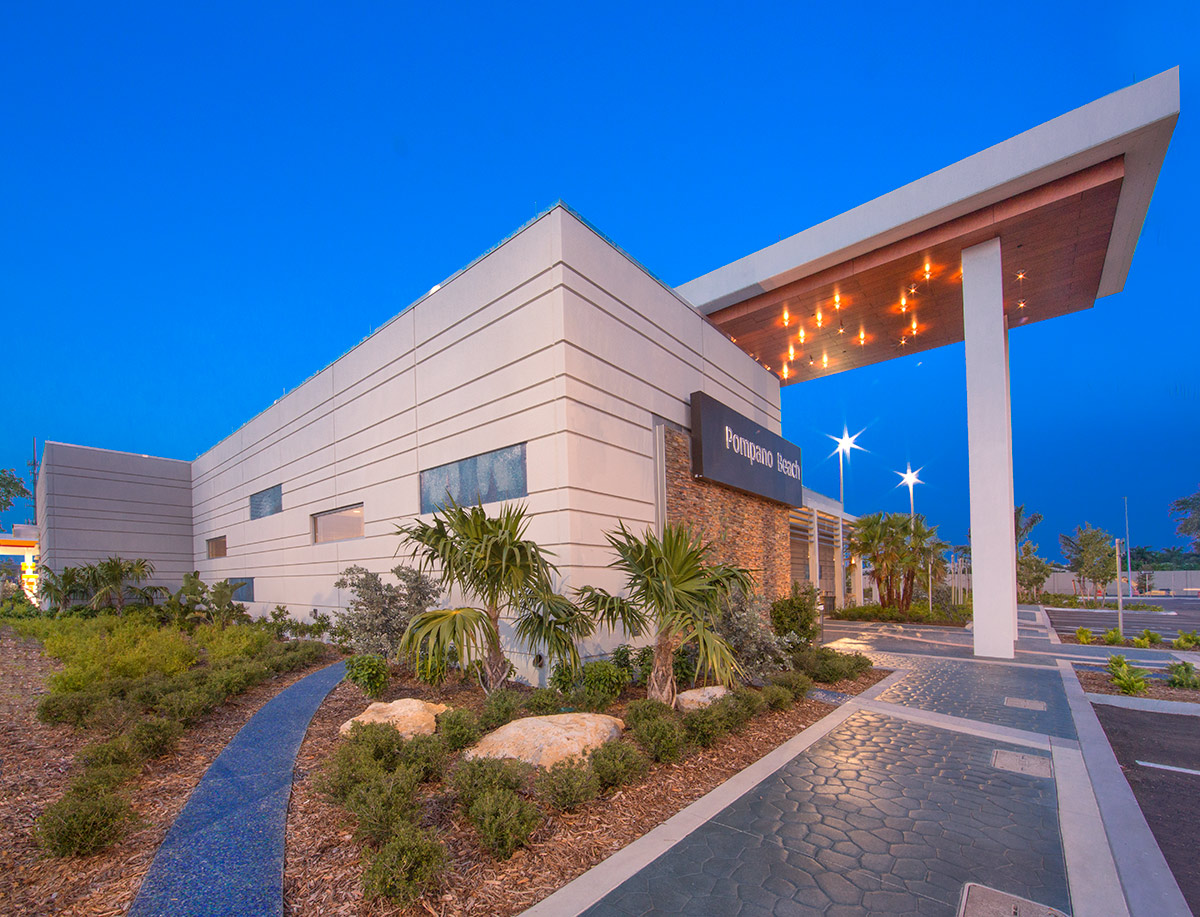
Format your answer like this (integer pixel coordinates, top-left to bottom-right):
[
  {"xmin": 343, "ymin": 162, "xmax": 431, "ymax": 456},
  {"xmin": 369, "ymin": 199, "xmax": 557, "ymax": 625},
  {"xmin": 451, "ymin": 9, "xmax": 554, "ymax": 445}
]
[{"xmin": 690, "ymin": 391, "xmax": 803, "ymax": 506}]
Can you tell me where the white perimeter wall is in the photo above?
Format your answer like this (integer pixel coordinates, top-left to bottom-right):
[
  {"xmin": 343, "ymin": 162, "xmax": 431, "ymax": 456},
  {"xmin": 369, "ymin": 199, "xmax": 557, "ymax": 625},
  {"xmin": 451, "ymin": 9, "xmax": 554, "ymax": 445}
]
[
  {"xmin": 167, "ymin": 206, "xmax": 775, "ymax": 676},
  {"xmin": 36, "ymin": 441, "xmax": 194, "ymax": 588}
]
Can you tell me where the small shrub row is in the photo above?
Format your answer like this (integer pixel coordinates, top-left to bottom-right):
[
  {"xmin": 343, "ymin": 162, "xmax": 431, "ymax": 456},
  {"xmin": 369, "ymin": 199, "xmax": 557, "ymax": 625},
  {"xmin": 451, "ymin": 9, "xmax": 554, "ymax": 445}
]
[
  {"xmin": 790, "ymin": 645, "xmax": 872, "ymax": 684},
  {"xmin": 1106, "ymin": 654, "xmax": 1150, "ymax": 696}
]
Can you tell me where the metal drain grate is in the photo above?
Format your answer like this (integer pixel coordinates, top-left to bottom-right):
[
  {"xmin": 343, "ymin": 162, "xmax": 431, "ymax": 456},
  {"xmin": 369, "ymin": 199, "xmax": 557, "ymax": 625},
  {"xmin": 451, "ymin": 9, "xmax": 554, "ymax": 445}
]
[
  {"xmin": 957, "ymin": 882, "xmax": 1069, "ymax": 916},
  {"xmin": 1003, "ymin": 697, "xmax": 1047, "ymax": 711},
  {"xmin": 991, "ymin": 749, "xmax": 1053, "ymax": 778}
]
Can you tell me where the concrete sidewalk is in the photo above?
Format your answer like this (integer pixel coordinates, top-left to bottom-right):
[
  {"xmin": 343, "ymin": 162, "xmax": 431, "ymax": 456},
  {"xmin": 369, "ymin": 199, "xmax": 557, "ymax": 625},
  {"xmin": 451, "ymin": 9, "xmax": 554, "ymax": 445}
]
[{"xmin": 523, "ymin": 609, "xmax": 1191, "ymax": 917}]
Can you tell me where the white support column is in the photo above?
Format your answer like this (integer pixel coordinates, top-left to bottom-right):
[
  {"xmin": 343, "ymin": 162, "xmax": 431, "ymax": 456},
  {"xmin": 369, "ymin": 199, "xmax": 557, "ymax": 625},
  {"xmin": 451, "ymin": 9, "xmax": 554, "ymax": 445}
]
[
  {"xmin": 834, "ymin": 518, "xmax": 845, "ymax": 610},
  {"xmin": 962, "ymin": 237, "xmax": 1018, "ymax": 659},
  {"xmin": 851, "ymin": 555, "xmax": 864, "ymax": 606},
  {"xmin": 808, "ymin": 508, "xmax": 820, "ymax": 588}
]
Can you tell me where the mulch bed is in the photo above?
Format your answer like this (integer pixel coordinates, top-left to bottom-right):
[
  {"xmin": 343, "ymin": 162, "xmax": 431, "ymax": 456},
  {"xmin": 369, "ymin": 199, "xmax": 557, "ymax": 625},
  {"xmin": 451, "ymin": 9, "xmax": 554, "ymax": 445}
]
[
  {"xmin": 1077, "ymin": 668, "xmax": 1200, "ymax": 704},
  {"xmin": 285, "ymin": 667, "xmax": 889, "ymax": 917},
  {"xmin": 0, "ymin": 625, "xmax": 336, "ymax": 917}
]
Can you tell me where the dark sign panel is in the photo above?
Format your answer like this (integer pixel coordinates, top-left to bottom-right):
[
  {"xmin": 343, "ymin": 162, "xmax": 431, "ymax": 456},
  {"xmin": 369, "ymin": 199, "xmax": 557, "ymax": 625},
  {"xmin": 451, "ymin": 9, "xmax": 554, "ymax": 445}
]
[{"xmin": 690, "ymin": 391, "xmax": 803, "ymax": 506}]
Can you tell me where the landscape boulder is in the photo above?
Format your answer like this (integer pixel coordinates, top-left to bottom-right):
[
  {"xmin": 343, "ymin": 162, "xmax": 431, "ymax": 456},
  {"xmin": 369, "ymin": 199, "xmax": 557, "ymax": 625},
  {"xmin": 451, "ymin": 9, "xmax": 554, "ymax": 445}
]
[
  {"xmin": 465, "ymin": 713, "xmax": 624, "ymax": 768},
  {"xmin": 339, "ymin": 698, "xmax": 450, "ymax": 738},
  {"xmin": 675, "ymin": 685, "xmax": 728, "ymax": 712}
]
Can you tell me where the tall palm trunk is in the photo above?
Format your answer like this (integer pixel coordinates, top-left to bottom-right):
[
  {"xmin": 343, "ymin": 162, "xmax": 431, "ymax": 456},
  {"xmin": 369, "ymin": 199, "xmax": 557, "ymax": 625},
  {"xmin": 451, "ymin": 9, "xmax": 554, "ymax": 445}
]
[
  {"xmin": 647, "ymin": 630, "xmax": 678, "ymax": 707},
  {"xmin": 482, "ymin": 604, "xmax": 509, "ymax": 693}
]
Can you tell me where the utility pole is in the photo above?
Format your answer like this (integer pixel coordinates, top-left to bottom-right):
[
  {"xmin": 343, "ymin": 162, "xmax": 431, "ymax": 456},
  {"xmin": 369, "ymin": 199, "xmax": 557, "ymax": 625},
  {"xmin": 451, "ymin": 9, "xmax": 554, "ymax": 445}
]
[{"xmin": 1115, "ymin": 537, "xmax": 1124, "ymax": 636}]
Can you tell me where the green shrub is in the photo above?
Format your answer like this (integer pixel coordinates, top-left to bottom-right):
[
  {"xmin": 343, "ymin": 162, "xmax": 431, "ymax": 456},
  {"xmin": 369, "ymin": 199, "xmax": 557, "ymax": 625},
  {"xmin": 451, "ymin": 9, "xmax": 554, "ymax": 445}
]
[
  {"xmin": 610, "ymin": 644, "xmax": 634, "ymax": 675},
  {"xmin": 36, "ymin": 788, "xmax": 132, "ymax": 856},
  {"xmin": 633, "ymin": 717, "xmax": 686, "ymax": 763},
  {"xmin": 767, "ymin": 670, "xmax": 812, "ymax": 700},
  {"xmin": 345, "ymin": 654, "xmax": 391, "ymax": 699},
  {"xmin": 564, "ymin": 686, "xmax": 618, "ymax": 713},
  {"xmin": 1111, "ymin": 667, "xmax": 1149, "ymax": 696},
  {"xmin": 345, "ymin": 767, "xmax": 421, "ymax": 844},
  {"xmin": 682, "ymin": 706, "xmax": 727, "ymax": 748},
  {"xmin": 193, "ymin": 623, "xmax": 272, "ymax": 665},
  {"xmin": 715, "ymin": 589, "xmax": 799, "ymax": 680},
  {"xmin": 769, "ymin": 580, "xmax": 819, "ymax": 641},
  {"xmin": 69, "ymin": 763, "xmax": 136, "ymax": 795},
  {"xmin": 533, "ymin": 757, "xmax": 599, "ymax": 812},
  {"xmin": 582, "ymin": 660, "xmax": 629, "ymax": 699},
  {"xmin": 322, "ymin": 723, "xmax": 408, "ymax": 802},
  {"xmin": 548, "ymin": 663, "xmax": 577, "ymax": 694},
  {"xmin": 632, "ymin": 646, "xmax": 654, "ymax": 685},
  {"xmin": 1075, "ymin": 627, "xmax": 1093, "ymax": 645},
  {"xmin": 1102, "ymin": 628, "xmax": 1124, "ymax": 646},
  {"xmin": 1105, "ymin": 655, "xmax": 1129, "ymax": 676},
  {"xmin": 437, "ymin": 709, "xmax": 482, "ymax": 751},
  {"xmin": 1175, "ymin": 630, "xmax": 1199, "ymax": 649},
  {"xmin": 361, "ymin": 822, "xmax": 447, "ymax": 903},
  {"xmin": 1166, "ymin": 661, "xmax": 1200, "ymax": 690},
  {"xmin": 44, "ymin": 618, "xmax": 198, "ymax": 693},
  {"xmin": 623, "ymin": 698, "xmax": 673, "ymax": 730},
  {"xmin": 1139, "ymin": 629, "xmax": 1164, "ymax": 646},
  {"xmin": 791, "ymin": 645, "xmax": 871, "ymax": 683},
  {"xmin": 79, "ymin": 736, "xmax": 137, "ymax": 771},
  {"xmin": 395, "ymin": 734, "xmax": 448, "ymax": 783},
  {"xmin": 479, "ymin": 689, "xmax": 522, "ymax": 731},
  {"xmin": 761, "ymin": 684, "xmax": 792, "ymax": 710},
  {"xmin": 590, "ymin": 741, "xmax": 648, "ymax": 790},
  {"xmin": 523, "ymin": 688, "xmax": 562, "ymax": 716},
  {"xmin": 153, "ymin": 688, "xmax": 213, "ymax": 725},
  {"xmin": 1131, "ymin": 637, "xmax": 1150, "ymax": 649},
  {"xmin": 37, "ymin": 690, "xmax": 103, "ymax": 728},
  {"xmin": 451, "ymin": 757, "xmax": 531, "ymax": 811},
  {"xmin": 712, "ymin": 688, "xmax": 766, "ymax": 732},
  {"xmin": 129, "ymin": 717, "xmax": 184, "ymax": 758},
  {"xmin": 673, "ymin": 646, "xmax": 698, "ymax": 685},
  {"xmin": 467, "ymin": 788, "xmax": 541, "ymax": 859}
]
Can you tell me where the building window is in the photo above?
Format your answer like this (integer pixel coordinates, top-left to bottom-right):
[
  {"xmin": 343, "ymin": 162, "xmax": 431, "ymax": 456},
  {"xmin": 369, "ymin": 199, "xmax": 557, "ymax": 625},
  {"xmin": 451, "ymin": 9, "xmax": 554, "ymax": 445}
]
[
  {"xmin": 206, "ymin": 536, "xmax": 227, "ymax": 559},
  {"xmin": 249, "ymin": 484, "xmax": 283, "ymax": 520},
  {"xmin": 231, "ymin": 577, "xmax": 254, "ymax": 602},
  {"xmin": 313, "ymin": 504, "xmax": 365, "ymax": 544},
  {"xmin": 419, "ymin": 443, "xmax": 527, "ymax": 515}
]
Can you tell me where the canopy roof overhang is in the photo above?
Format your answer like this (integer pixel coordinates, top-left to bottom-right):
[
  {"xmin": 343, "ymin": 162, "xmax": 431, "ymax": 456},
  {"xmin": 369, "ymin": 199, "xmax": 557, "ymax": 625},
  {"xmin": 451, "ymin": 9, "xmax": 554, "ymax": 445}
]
[{"xmin": 678, "ymin": 69, "xmax": 1179, "ymax": 384}]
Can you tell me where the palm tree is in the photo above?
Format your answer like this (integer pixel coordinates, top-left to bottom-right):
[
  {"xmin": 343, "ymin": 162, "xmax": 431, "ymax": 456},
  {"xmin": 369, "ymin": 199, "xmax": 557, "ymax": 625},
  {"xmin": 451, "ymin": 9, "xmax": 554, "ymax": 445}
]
[
  {"xmin": 576, "ymin": 523, "xmax": 754, "ymax": 707},
  {"xmin": 88, "ymin": 556, "xmax": 155, "ymax": 613},
  {"xmin": 397, "ymin": 498, "xmax": 591, "ymax": 693},
  {"xmin": 37, "ymin": 565, "xmax": 86, "ymax": 615}
]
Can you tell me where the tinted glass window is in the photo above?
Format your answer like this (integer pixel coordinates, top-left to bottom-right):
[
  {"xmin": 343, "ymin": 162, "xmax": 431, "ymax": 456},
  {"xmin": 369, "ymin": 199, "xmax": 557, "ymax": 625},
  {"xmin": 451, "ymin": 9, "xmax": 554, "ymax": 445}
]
[
  {"xmin": 313, "ymin": 504, "xmax": 365, "ymax": 543},
  {"xmin": 206, "ymin": 536, "xmax": 227, "ymax": 559},
  {"xmin": 419, "ymin": 443, "xmax": 527, "ymax": 514},
  {"xmin": 249, "ymin": 484, "xmax": 283, "ymax": 520}
]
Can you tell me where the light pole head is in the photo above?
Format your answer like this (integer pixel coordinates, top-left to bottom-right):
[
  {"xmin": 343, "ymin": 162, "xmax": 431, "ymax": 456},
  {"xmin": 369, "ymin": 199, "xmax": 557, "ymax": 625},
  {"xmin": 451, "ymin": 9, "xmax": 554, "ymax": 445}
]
[
  {"xmin": 897, "ymin": 464, "xmax": 922, "ymax": 491},
  {"xmin": 829, "ymin": 427, "xmax": 865, "ymax": 459}
]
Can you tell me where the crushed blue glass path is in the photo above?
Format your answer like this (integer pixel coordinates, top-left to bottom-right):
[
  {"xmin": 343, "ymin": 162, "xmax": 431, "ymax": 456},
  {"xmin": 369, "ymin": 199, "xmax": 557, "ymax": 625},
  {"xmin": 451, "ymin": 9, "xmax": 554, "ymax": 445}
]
[{"xmin": 127, "ymin": 660, "xmax": 345, "ymax": 917}]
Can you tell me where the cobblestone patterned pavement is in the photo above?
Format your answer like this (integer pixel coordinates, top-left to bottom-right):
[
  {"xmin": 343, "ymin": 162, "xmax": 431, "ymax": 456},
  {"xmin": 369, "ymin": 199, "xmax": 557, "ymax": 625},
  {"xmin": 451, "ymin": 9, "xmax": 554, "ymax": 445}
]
[{"xmin": 581, "ymin": 711, "xmax": 1068, "ymax": 917}]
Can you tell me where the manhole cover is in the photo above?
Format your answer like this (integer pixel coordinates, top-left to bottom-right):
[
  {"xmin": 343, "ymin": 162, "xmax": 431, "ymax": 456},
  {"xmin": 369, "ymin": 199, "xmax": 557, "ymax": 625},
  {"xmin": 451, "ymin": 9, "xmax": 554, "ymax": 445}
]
[
  {"xmin": 957, "ymin": 882, "xmax": 1069, "ymax": 916},
  {"xmin": 1004, "ymin": 697, "xmax": 1047, "ymax": 711},
  {"xmin": 991, "ymin": 749, "xmax": 1053, "ymax": 777}
]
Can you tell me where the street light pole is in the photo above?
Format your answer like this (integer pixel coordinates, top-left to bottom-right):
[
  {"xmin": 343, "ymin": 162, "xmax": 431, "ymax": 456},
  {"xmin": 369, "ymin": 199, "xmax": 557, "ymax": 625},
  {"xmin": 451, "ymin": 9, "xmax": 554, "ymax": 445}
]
[{"xmin": 831, "ymin": 429, "xmax": 863, "ymax": 611}]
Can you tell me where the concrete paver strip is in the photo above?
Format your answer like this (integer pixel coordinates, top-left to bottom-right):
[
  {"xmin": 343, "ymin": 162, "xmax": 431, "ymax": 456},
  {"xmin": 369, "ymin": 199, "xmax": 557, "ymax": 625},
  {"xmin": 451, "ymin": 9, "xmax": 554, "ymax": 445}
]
[
  {"xmin": 1086, "ymin": 692, "xmax": 1200, "ymax": 717},
  {"xmin": 1056, "ymin": 659, "xmax": 1190, "ymax": 917}
]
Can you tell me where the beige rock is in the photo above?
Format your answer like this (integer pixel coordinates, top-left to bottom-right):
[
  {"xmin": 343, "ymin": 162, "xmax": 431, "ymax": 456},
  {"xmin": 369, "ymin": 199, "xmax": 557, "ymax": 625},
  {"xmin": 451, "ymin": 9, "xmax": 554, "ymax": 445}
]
[
  {"xmin": 465, "ymin": 714, "xmax": 625, "ymax": 768},
  {"xmin": 675, "ymin": 685, "xmax": 729, "ymax": 712},
  {"xmin": 339, "ymin": 698, "xmax": 450, "ymax": 738}
]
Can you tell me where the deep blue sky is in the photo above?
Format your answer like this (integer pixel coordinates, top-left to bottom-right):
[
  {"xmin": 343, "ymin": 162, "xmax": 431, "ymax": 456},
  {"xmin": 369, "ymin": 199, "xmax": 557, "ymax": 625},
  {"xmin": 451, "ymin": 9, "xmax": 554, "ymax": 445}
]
[{"xmin": 3, "ymin": 2, "xmax": 1196, "ymax": 561}]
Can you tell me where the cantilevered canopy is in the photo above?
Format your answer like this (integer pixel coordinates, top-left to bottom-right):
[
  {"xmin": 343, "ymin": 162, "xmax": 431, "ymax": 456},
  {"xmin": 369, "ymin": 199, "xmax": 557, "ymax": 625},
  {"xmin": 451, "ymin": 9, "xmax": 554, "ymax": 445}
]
[{"xmin": 678, "ymin": 69, "xmax": 1179, "ymax": 384}]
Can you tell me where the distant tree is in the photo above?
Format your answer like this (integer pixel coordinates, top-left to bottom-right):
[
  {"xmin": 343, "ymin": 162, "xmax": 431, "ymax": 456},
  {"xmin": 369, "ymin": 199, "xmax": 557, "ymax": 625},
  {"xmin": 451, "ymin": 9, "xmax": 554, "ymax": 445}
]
[
  {"xmin": 0, "ymin": 468, "xmax": 30, "ymax": 514},
  {"xmin": 1170, "ymin": 486, "xmax": 1200, "ymax": 553},
  {"xmin": 1017, "ymin": 541, "xmax": 1052, "ymax": 601},
  {"xmin": 1060, "ymin": 524, "xmax": 1117, "ymax": 597},
  {"xmin": 1014, "ymin": 505, "xmax": 1043, "ymax": 546}
]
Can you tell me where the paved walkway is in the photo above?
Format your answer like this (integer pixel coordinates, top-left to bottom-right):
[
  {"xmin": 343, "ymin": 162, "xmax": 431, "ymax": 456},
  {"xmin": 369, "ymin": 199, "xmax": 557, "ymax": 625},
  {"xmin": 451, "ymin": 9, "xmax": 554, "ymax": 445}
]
[
  {"xmin": 525, "ymin": 609, "xmax": 1193, "ymax": 917},
  {"xmin": 128, "ymin": 660, "xmax": 345, "ymax": 917}
]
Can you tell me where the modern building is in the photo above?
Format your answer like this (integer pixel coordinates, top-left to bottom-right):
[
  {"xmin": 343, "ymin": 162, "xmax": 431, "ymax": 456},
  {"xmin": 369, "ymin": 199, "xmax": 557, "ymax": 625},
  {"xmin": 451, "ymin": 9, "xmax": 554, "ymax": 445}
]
[{"xmin": 37, "ymin": 69, "xmax": 1178, "ymax": 664}]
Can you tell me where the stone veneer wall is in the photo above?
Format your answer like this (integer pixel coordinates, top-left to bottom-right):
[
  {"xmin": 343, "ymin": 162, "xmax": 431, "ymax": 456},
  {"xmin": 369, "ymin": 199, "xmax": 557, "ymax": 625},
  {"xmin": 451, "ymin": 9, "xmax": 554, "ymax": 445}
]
[{"xmin": 663, "ymin": 429, "xmax": 792, "ymax": 602}]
